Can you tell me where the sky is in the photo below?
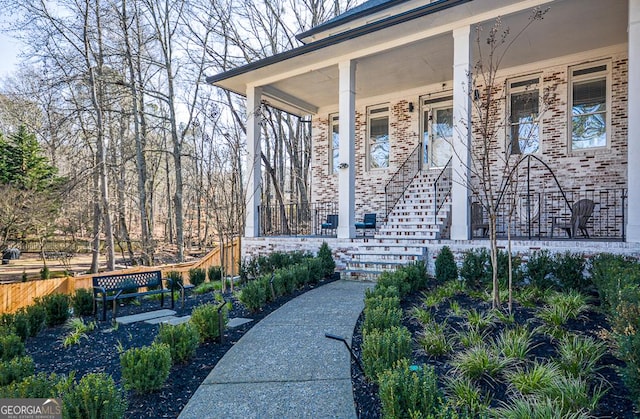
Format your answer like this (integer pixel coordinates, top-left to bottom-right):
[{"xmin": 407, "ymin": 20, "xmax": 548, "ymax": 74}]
[{"xmin": 0, "ymin": 16, "xmax": 23, "ymax": 79}]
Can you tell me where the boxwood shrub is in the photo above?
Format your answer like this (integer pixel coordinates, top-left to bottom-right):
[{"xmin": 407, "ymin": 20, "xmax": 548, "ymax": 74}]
[
  {"xmin": 155, "ymin": 322, "xmax": 200, "ymax": 364},
  {"xmin": 120, "ymin": 343, "xmax": 171, "ymax": 393},
  {"xmin": 62, "ymin": 373, "xmax": 127, "ymax": 419},
  {"xmin": 190, "ymin": 302, "xmax": 228, "ymax": 342}
]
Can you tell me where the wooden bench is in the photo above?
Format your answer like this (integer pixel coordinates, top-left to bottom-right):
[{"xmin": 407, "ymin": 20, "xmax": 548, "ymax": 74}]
[{"xmin": 92, "ymin": 270, "xmax": 173, "ymax": 321}]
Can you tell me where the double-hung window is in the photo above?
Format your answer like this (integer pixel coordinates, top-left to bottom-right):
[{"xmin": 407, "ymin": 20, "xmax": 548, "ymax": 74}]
[
  {"xmin": 569, "ymin": 62, "xmax": 609, "ymax": 150},
  {"xmin": 329, "ymin": 114, "xmax": 339, "ymax": 174},
  {"xmin": 508, "ymin": 76, "xmax": 540, "ymax": 155},
  {"xmin": 367, "ymin": 105, "xmax": 390, "ymax": 169}
]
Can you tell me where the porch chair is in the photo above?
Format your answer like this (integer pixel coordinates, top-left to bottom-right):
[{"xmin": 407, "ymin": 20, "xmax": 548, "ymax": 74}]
[
  {"xmin": 355, "ymin": 213, "xmax": 377, "ymax": 236},
  {"xmin": 471, "ymin": 202, "xmax": 489, "ymax": 238},
  {"xmin": 551, "ymin": 198, "xmax": 595, "ymax": 238},
  {"xmin": 321, "ymin": 214, "xmax": 338, "ymax": 236}
]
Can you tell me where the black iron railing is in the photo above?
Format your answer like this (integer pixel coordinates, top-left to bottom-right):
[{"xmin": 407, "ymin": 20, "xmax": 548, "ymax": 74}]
[
  {"xmin": 259, "ymin": 201, "xmax": 338, "ymax": 237},
  {"xmin": 470, "ymin": 189, "xmax": 627, "ymax": 240},
  {"xmin": 384, "ymin": 144, "xmax": 422, "ymax": 219},
  {"xmin": 433, "ymin": 157, "xmax": 453, "ymax": 221}
]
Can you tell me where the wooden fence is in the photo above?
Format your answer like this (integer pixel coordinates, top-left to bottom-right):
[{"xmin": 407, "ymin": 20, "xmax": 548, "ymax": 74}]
[{"xmin": 0, "ymin": 238, "xmax": 240, "ymax": 314}]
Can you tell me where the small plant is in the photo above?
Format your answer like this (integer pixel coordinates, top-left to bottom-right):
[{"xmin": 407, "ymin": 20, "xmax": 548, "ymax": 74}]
[
  {"xmin": 166, "ymin": 271, "xmax": 183, "ymax": 291},
  {"xmin": 540, "ymin": 374, "xmax": 606, "ymax": 414},
  {"xmin": 62, "ymin": 372, "xmax": 127, "ymax": 419},
  {"xmin": 207, "ymin": 265, "xmax": 223, "ymax": 282},
  {"xmin": 364, "ymin": 293, "xmax": 400, "ymax": 313},
  {"xmin": 456, "ymin": 327, "xmax": 487, "ymax": 349},
  {"xmin": 449, "ymin": 300, "xmax": 464, "ymax": 316},
  {"xmin": 411, "ymin": 307, "xmax": 432, "ymax": 325},
  {"xmin": 435, "ymin": 246, "xmax": 458, "ymax": 284},
  {"xmin": 120, "ymin": 343, "xmax": 171, "ymax": 393},
  {"xmin": 513, "ymin": 286, "xmax": 549, "ymax": 308},
  {"xmin": 0, "ymin": 356, "xmax": 34, "ymax": 386},
  {"xmin": 419, "ymin": 321, "xmax": 452, "ymax": 356},
  {"xmin": 193, "ymin": 281, "xmax": 219, "ymax": 295},
  {"xmin": 493, "ymin": 327, "xmax": 534, "ymax": 361},
  {"xmin": 4, "ymin": 311, "xmax": 29, "ymax": 341},
  {"xmin": 506, "ymin": 361, "xmax": 562, "ymax": 395},
  {"xmin": 451, "ymin": 344, "xmax": 510, "ymax": 381},
  {"xmin": 40, "ymin": 266, "xmax": 50, "ymax": 280},
  {"xmin": 377, "ymin": 270, "xmax": 412, "ymax": 297},
  {"xmin": 465, "ymin": 308, "xmax": 495, "ymax": 331},
  {"xmin": 493, "ymin": 396, "xmax": 569, "ymax": 419},
  {"xmin": 190, "ymin": 302, "xmax": 228, "ymax": 342},
  {"xmin": 0, "ymin": 372, "xmax": 70, "ymax": 398},
  {"xmin": 361, "ymin": 326, "xmax": 412, "ymax": 381},
  {"xmin": 72, "ymin": 288, "xmax": 95, "ymax": 317},
  {"xmin": 317, "ymin": 241, "xmax": 336, "ymax": 278},
  {"xmin": 378, "ymin": 359, "xmax": 445, "ymax": 419},
  {"xmin": 444, "ymin": 374, "xmax": 489, "ymax": 416},
  {"xmin": 0, "ymin": 333, "xmax": 25, "ymax": 361},
  {"xmin": 35, "ymin": 293, "xmax": 70, "ymax": 327},
  {"xmin": 188, "ymin": 268, "xmax": 207, "ymax": 287},
  {"xmin": 155, "ymin": 322, "xmax": 200, "ymax": 364},
  {"xmin": 62, "ymin": 318, "xmax": 96, "ymax": 348},
  {"xmin": 556, "ymin": 334, "xmax": 607, "ymax": 379},
  {"xmin": 25, "ymin": 305, "xmax": 46, "ymax": 338}
]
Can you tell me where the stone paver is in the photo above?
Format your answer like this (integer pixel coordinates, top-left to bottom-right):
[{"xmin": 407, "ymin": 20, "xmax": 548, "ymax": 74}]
[
  {"xmin": 178, "ymin": 280, "xmax": 373, "ymax": 419},
  {"xmin": 227, "ymin": 317, "xmax": 253, "ymax": 328},
  {"xmin": 115, "ymin": 309, "xmax": 176, "ymax": 325},
  {"xmin": 144, "ymin": 315, "xmax": 191, "ymax": 325}
]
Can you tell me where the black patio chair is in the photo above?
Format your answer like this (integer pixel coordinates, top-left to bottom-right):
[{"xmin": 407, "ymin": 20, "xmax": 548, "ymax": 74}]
[
  {"xmin": 321, "ymin": 214, "xmax": 338, "ymax": 235},
  {"xmin": 355, "ymin": 213, "xmax": 376, "ymax": 236}
]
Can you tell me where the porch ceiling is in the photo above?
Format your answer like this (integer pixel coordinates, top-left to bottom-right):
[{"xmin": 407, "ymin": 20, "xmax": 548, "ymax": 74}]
[{"xmin": 210, "ymin": 0, "xmax": 627, "ymax": 116}]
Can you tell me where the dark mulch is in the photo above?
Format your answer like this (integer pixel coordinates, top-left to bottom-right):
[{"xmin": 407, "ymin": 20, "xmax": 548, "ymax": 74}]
[
  {"xmin": 25, "ymin": 278, "xmax": 336, "ymax": 418},
  {"xmin": 351, "ymin": 287, "xmax": 639, "ymax": 419}
]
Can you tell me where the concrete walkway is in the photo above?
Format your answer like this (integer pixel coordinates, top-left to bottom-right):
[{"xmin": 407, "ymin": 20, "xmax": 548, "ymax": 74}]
[{"xmin": 178, "ymin": 280, "xmax": 373, "ymax": 419}]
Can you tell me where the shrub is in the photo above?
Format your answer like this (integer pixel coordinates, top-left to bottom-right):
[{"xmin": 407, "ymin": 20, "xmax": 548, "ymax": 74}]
[
  {"xmin": 40, "ymin": 266, "xmax": 50, "ymax": 280},
  {"xmin": 496, "ymin": 250, "xmax": 524, "ymax": 288},
  {"xmin": 361, "ymin": 326, "xmax": 412, "ymax": 381},
  {"xmin": 435, "ymin": 246, "xmax": 458, "ymax": 284},
  {"xmin": 365, "ymin": 285, "xmax": 399, "ymax": 301},
  {"xmin": 7, "ymin": 310, "xmax": 29, "ymax": 341},
  {"xmin": 155, "ymin": 322, "xmax": 200, "ymax": 364},
  {"xmin": 72, "ymin": 288, "xmax": 95, "ymax": 317},
  {"xmin": 362, "ymin": 306, "xmax": 402, "ymax": 334},
  {"xmin": 208, "ymin": 265, "xmax": 222, "ymax": 282},
  {"xmin": 193, "ymin": 281, "xmax": 219, "ymax": 295},
  {"xmin": 35, "ymin": 293, "xmax": 70, "ymax": 327},
  {"xmin": 401, "ymin": 261, "xmax": 428, "ymax": 292},
  {"xmin": 190, "ymin": 303, "xmax": 228, "ymax": 342},
  {"xmin": 239, "ymin": 278, "xmax": 267, "ymax": 312},
  {"xmin": 306, "ymin": 257, "xmax": 324, "ymax": 285},
  {"xmin": 378, "ymin": 359, "xmax": 444, "ymax": 419},
  {"xmin": 317, "ymin": 242, "xmax": 336, "ymax": 278},
  {"xmin": 0, "ymin": 333, "xmax": 25, "ymax": 361},
  {"xmin": 459, "ymin": 248, "xmax": 491, "ymax": 289},
  {"xmin": 166, "ymin": 271, "xmax": 183, "ymax": 291},
  {"xmin": 0, "ymin": 372, "xmax": 69, "ymax": 398},
  {"xmin": 364, "ymin": 292, "xmax": 400, "ymax": 312},
  {"xmin": 62, "ymin": 373, "xmax": 127, "ymax": 419},
  {"xmin": 552, "ymin": 251, "xmax": 587, "ymax": 291},
  {"xmin": 377, "ymin": 270, "xmax": 411, "ymax": 297},
  {"xmin": 188, "ymin": 268, "xmax": 207, "ymax": 287},
  {"xmin": 120, "ymin": 343, "xmax": 171, "ymax": 393},
  {"xmin": 25, "ymin": 305, "xmax": 47, "ymax": 337},
  {"xmin": 525, "ymin": 250, "xmax": 556, "ymax": 289},
  {"xmin": 0, "ymin": 356, "xmax": 34, "ymax": 386}
]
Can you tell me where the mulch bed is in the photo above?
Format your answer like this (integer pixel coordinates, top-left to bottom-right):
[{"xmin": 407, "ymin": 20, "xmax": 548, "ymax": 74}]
[
  {"xmin": 351, "ymin": 287, "xmax": 639, "ymax": 419},
  {"xmin": 25, "ymin": 278, "xmax": 336, "ymax": 418}
]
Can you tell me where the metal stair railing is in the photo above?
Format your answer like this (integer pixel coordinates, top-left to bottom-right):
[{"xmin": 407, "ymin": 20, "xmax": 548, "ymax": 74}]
[
  {"xmin": 384, "ymin": 144, "xmax": 422, "ymax": 219},
  {"xmin": 433, "ymin": 157, "xmax": 453, "ymax": 222}
]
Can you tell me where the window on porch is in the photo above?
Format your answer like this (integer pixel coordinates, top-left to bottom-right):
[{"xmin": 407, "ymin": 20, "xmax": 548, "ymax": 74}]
[
  {"xmin": 508, "ymin": 76, "xmax": 540, "ymax": 155},
  {"xmin": 329, "ymin": 114, "xmax": 339, "ymax": 174},
  {"xmin": 367, "ymin": 105, "xmax": 389, "ymax": 169},
  {"xmin": 570, "ymin": 62, "xmax": 609, "ymax": 151}
]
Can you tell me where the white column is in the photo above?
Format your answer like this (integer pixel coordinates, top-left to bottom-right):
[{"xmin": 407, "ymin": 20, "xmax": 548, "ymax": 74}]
[
  {"xmin": 628, "ymin": 0, "xmax": 640, "ymax": 242},
  {"xmin": 245, "ymin": 86, "xmax": 262, "ymax": 238},
  {"xmin": 337, "ymin": 60, "xmax": 356, "ymax": 239},
  {"xmin": 451, "ymin": 26, "xmax": 472, "ymax": 240}
]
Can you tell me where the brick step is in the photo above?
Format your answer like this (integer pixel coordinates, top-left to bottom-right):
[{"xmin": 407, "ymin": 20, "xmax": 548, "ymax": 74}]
[{"xmin": 350, "ymin": 254, "xmax": 423, "ymax": 263}]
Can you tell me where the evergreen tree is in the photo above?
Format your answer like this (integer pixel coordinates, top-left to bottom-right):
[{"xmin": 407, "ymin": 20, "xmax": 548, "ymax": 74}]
[{"xmin": 0, "ymin": 126, "xmax": 58, "ymax": 190}]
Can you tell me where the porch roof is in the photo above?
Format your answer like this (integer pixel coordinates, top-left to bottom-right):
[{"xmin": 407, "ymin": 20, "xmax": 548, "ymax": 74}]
[{"xmin": 206, "ymin": 0, "xmax": 628, "ymax": 116}]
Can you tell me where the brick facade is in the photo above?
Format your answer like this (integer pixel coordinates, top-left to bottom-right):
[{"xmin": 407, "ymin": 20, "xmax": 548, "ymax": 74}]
[{"xmin": 310, "ymin": 51, "xmax": 629, "ymax": 221}]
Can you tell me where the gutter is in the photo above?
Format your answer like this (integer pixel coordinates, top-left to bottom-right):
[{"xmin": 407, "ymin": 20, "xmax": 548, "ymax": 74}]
[{"xmin": 206, "ymin": 0, "xmax": 472, "ymax": 85}]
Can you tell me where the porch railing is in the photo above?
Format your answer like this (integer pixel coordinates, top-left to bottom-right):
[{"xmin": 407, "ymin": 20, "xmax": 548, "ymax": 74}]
[
  {"xmin": 470, "ymin": 188, "xmax": 627, "ymax": 240},
  {"xmin": 433, "ymin": 157, "xmax": 452, "ymax": 221},
  {"xmin": 384, "ymin": 143, "xmax": 422, "ymax": 219},
  {"xmin": 259, "ymin": 201, "xmax": 338, "ymax": 237}
]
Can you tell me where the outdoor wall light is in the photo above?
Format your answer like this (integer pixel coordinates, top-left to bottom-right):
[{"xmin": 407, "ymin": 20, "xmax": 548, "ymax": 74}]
[
  {"xmin": 408, "ymin": 102, "xmax": 414, "ymax": 112},
  {"xmin": 337, "ymin": 162, "xmax": 349, "ymax": 169},
  {"xmin": 474, "ymin": 89, "xmax": 481, "ymax": 101}
]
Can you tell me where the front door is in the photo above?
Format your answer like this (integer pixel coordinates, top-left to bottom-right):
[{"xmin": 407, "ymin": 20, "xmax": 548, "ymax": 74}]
[{"xmin": 422, "ymin": 98, "xmax": 453, "ymax": 169}]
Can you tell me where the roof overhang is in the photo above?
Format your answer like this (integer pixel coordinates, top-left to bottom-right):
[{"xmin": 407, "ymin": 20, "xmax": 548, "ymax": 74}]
[{"xmin": 207, "ymin": 0, "xmax": 628, "ymax": 117}]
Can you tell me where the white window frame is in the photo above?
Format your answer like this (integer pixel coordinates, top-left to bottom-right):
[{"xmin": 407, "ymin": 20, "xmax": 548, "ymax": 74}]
[
  {"xmin": 568, "ymin": 60, "xmax": 611, "ymax": 152},
  {"xmin": 329, "ymin": 114, "xmax": 339, "ymax": 174},
  {"xmin": 507, "ymin": 74, "xmax": 542, "ymax": 155},
  {"xmin": 366, "ymin": 104, "xmax": 390, "ymax": 170}
]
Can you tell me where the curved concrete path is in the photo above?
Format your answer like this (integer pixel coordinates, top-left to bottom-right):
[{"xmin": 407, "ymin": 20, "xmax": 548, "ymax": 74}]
[{"xmin": 178, "ymin": 280, "xmax": 373, "ymax": 419}]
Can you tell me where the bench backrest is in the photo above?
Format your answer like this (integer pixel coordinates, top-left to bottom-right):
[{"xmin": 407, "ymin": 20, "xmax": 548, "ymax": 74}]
[
  {"xmin": 92, "ymin": 270, "xmax": 163, "ymax": 293},
  {"xmin": 363, "ymin": 213, "xmax": 376, "ymax": 227}
]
